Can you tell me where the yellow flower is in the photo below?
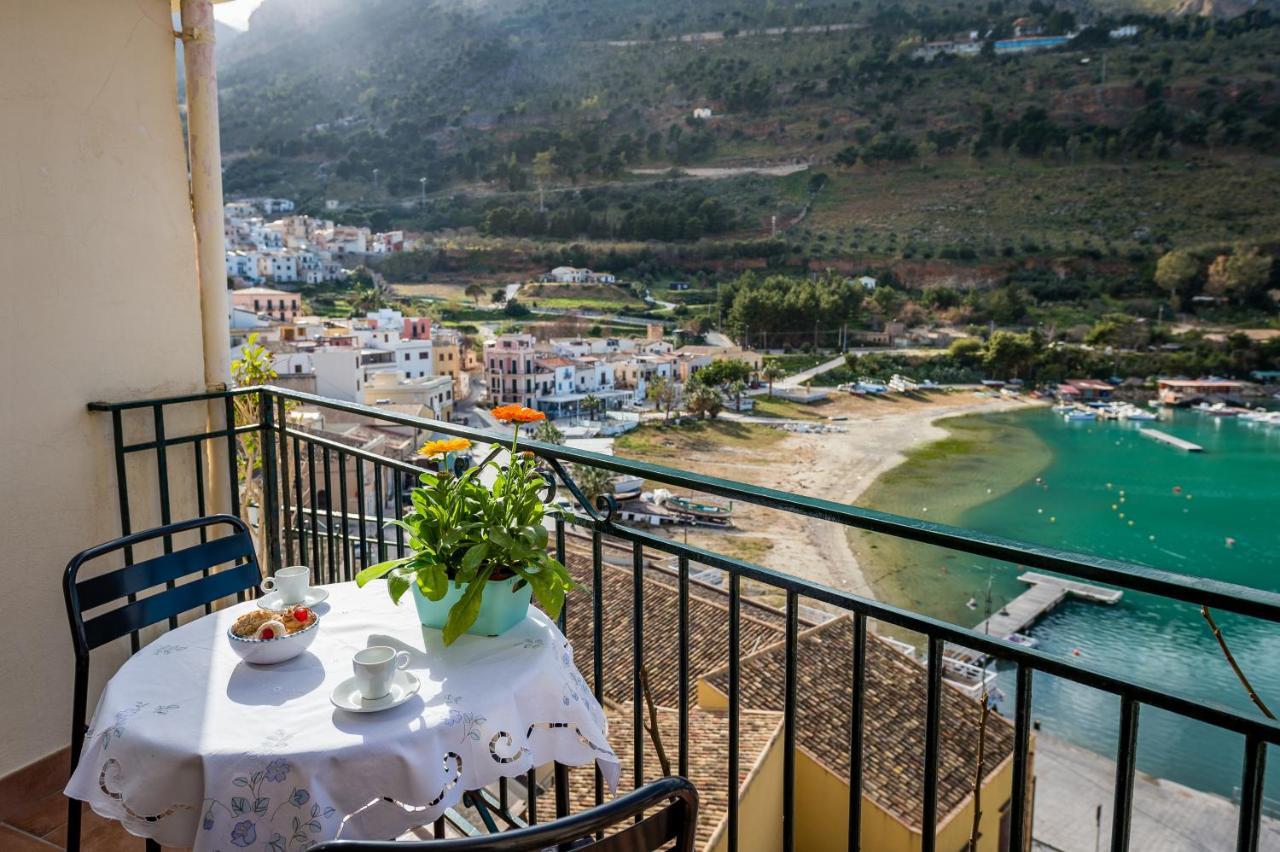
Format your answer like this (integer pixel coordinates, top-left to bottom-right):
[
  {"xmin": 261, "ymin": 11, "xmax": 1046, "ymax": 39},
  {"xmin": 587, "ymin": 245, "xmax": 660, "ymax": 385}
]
[{"xmin": 419, "ymin": 437, "xmax": 472, "ymax": 457}]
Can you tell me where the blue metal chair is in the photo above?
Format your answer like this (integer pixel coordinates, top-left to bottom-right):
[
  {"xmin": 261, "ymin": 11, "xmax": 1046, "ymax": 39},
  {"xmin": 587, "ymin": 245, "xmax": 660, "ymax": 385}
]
[
  {"xmin": 62, "ymin": 514, "xmax": 262, "ymax": 852},
  {"xmin": 311, "ymin": 776, "xmax": 699, "ymax": 852}
]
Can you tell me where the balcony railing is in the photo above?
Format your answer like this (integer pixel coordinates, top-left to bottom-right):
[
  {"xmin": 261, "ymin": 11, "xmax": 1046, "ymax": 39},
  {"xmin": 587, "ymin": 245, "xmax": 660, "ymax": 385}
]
[{"xmin": 88, "ymin": 385, "xmax": 1280, "ymax": 852}]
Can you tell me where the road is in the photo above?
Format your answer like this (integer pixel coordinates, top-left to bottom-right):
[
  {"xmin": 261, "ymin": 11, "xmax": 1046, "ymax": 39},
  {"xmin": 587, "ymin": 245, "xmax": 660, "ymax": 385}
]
[{"xmin": 778, "ymin": 354, "xmax": 848, "ymax": 388}]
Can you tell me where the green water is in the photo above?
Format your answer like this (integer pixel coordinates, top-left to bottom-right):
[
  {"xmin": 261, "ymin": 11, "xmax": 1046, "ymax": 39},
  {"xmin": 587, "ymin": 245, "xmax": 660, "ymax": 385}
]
[{"xmin": 855, "ymin": 407, "xmax": 1280, "ymax": 801}]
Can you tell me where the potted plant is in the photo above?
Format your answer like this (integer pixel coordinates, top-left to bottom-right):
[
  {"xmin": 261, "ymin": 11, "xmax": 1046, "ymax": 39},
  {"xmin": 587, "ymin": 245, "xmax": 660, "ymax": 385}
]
[{"xmin": 355, "ymin": 405, "xmax": 574, "ymax": 644}]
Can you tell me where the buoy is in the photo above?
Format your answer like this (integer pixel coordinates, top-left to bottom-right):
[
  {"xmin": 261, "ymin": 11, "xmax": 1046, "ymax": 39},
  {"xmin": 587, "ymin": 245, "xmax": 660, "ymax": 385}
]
[
  {"xmin": 1106, "ymin": 482, "xmax": 1113, "ymax": 489},
  {"xmin": 1172, "ymin": 486, "xmax": 1182, "ymax": 495},
  {"xmin": 1111, "ymin": 504, "xmax": 1118, "ymax": 511},
  {"xmin": 1037, "ymin": 508, "xmax": 1044, "ymax": 514},
  {"xmin": 1149, "ymin": 535, "xmax": 1155, "ymax": 541},
  {"xmin": 1186, "ymin": 494, "xmax": 1193, "ymax": 500},
  {"xmin": 1226, "ymin": 537, "xmax": 1236, "ymax": 548},
  {"xmin": 1050, "ymin": 516, "xmax": 1057, "ymax": 523},
  {"xmin": 922, "ymin": 507, "xmax": 928, "ymax": 513},
  {"xmin": 1128, "ymin": 520, "xmax": 1135, "ymax": 526},
  {"xmin": 1119, "ymin": 496, "xmax": 1125, "ymax": 504},
  {"xmin": 1119, "ymin": 490, "xmax": 1125, "ymax": 497},
  {"xmin": 1072, "ymin": 647, "xmax": 1082, "ymax": 656},
  {"xmin": 1119, "ymin": 512, "xmax": 1125, "ymax": 519}
]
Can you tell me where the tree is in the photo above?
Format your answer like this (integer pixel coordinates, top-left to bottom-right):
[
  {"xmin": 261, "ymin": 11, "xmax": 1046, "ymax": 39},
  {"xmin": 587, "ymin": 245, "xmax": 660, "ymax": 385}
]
[
  {"xmin": 983, "ymin": 331, "xmax": 1039, "ymax": 379},
  {"xmin": 1206, "ymin": 245, "xmax": 1273, "ymax": 304},
  {"xmin": 464, "ymin": 284, "xmax": 485, "ymax": 306},
  {"xmin": 646, "ymin": 376, "xmax": 677, "ymax": 422},
  {"xmin": 686, "ymin": 383, "xmax": 723, "ymax": 420},
  {"xmin": 727, "ymin": 379, "xmax": 747, "ymax": 411},
  {"xmin": 1154, "ymin": 250, "xmax": 1200, "ymax": 307},
  {"xmin": 948, "ymin": 338, "xmax": 985, "ymax": 367},
  {"xmin": 692, "ymin": 358, "xmax": 753, "ymax": 389},
  {"xmin": 491, "ymin": 289, "xmax": 508, "ymax": 305},
  {"xmin": 570, "ymin": 463, "xmax": 614, "ymax": 507},
  {"xmin": 581, "ymin": 393, "xmax": 601, "ymax": 421},
  {"xmin": 762, "ymin": 361, "xmax": 786, "ymax": 397},
  {"xmin": 533, "ymin": 149, "xmax": 556, "ymax": 212},
  {"xmin": 230, "ymin": 334, "xmax": 278, "ymax": 557},
  {"xmin": 532, "ymin": 418, "xmax": 564, "ymax": 445},
  {"xmin": 349, "ymin": 277, "xmax": 394, "ymax": 315}
]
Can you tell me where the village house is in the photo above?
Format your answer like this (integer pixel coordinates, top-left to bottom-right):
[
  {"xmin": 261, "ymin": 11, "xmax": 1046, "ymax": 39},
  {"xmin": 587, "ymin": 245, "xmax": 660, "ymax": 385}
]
[{"xmin": 228, "ymin": 286, "xmax": 301, "ymax": 322}]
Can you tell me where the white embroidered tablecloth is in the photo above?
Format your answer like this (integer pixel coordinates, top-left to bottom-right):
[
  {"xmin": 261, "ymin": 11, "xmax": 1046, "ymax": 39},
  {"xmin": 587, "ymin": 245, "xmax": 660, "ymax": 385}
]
[{"xmin": 65, "ymin": 581, "xmax": 617, "ymax": 850}]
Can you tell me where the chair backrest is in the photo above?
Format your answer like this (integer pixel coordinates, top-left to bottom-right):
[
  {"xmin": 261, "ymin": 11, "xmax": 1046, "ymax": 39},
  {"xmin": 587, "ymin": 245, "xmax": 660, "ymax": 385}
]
[
  {"xmin": 63, "ymin": 514, "xmax": 262, "ymax": 658},
  {"xmin": 311, "ymin": 776, "xmax": 698, "ymax": 852}
]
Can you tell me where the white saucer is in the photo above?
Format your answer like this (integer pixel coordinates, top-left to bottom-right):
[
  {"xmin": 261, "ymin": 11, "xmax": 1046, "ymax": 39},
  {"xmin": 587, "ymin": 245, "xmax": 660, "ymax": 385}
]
[
  {"xmin": 330, "ymin": 671, "xmax": 420, "ymax": 713},
  {"xmin": 257, "ymin": 587, "xmax": 329, "ymax": 610}
]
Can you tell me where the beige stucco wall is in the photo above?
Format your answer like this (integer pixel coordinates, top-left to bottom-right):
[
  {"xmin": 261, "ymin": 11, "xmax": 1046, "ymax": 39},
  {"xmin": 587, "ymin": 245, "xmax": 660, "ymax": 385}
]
[
  {"xmin": 0, "ymin": 0, "xmax": 208, "ymax": 777},
  {"xmin": 708, "ymin": 725, "xmax": 785, "ymax": 852}
]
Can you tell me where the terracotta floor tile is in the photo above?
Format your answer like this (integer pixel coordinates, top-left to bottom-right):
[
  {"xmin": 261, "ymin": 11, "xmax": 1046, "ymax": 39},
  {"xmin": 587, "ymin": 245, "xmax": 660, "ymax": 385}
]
[
  {"xmin": 41, "ymin": 803, "xmax": 155, "ymax": 851},
  {"xmin": 5, "ymin": 791, "xmax": 70, "ymax": 838},
  {"xmin": 0, "ymin": 824, "xmax": 59, "ymax": 851}
]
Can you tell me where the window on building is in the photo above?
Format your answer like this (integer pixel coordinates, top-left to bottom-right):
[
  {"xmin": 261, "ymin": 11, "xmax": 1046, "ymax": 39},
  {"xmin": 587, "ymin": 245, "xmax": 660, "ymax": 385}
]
[
  {"xmin": 419, "ymin": 352, "xmax": 429, "ymax": 359},
  {"xmin": 294, "ymin": 364, "xmax": 302, "ymax": 374},
  {"xmin": 403, "ymin": 353, "xmax": 410, "ymax": 361}
]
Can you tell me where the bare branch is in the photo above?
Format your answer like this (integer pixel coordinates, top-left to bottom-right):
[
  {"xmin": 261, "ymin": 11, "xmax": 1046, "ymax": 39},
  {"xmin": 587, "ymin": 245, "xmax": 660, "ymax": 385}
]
[
  {"xmin": 638, "ymin": 664, "xmax": 672, "ymax": 777},
  {"xmin": 1202, "ymin": 606, "xmax": 1275, "ymax": 720}
]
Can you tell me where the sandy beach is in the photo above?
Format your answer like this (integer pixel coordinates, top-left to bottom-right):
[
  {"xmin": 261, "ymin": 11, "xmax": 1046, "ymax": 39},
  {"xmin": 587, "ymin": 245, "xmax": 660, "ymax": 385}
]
[{"xmin": 627, "ymin": 392, "xmax": 1042, "ymax": 604}]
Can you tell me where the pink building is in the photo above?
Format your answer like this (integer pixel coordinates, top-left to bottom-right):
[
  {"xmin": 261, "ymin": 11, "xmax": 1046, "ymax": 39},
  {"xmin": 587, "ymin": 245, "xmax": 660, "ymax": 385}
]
[
  {"xmin": 230, "ymin": 286, "xmax": 300, "ymax": 322},
  {"xmin": 402, "ymin": 317, "xmax": 432, "ymax": 340}
]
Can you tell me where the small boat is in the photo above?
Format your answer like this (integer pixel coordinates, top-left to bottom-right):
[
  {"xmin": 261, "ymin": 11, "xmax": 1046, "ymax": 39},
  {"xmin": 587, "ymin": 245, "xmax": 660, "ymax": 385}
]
[
  {"xmin": 1195, "ymin": 402, "xmax": 1239, "ymax": 417},
  {"xmin": 1051, "ymin": 404, "xmax": 1075, "ymax": 414},
  {"xmin": 611, "ymin": 475, "xmax": 644, "ymax": 501},
  {"xmin": 661, "ymin": 493, "xmax": 734, "ymax": 521},
  {"xmin": 888, "ymin": 374, "xmax": 919, "ymax": 393},
  {"xmin": 1063, "ymin": 409, "xmax": 1096, "ymax": 421},
  {"xmin": 1118, "ymin": 405, "xmax": 1156, "ymax": 421},
  {"xmin": 1006, "ymin": 632, "xmax": 1040, "ymax": 650}
]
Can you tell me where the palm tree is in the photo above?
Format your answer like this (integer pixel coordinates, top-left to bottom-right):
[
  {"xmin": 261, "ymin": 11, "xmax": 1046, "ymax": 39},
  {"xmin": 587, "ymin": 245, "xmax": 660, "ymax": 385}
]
[
  {"xmin": 571, "ymin": 463, "xmax": 615, "ymax": 507},
  {"xmin": 464, "ymin": 284, "xmax": 484, "ymax": 306},
  {"xmin": 582, "ymin": 393, "xmax": 600, "ymax": 421},
  {"xmin": 762, "ymin": 362, "xmax": 786, "ymax": 397},
  {"xmin": 686, "ymin": 383, "xmax": 723, "ymax": 420},
  {"xmin": 727, "ymin": 379, "xmax": 747, "ymax": 411},
  {"xmin": 532, "ymin": 418, "xmax": 564, "ymax": 445}
]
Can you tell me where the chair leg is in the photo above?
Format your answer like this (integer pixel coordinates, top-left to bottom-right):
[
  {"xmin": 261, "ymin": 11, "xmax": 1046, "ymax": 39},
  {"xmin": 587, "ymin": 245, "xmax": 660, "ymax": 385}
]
[
  {"xmin": 67, "ymin": 662, "xmax": 89, "ymax": 852},
  {"xmin": 145, "ymin": 839, "xmax": 161, "ymax": 851}
]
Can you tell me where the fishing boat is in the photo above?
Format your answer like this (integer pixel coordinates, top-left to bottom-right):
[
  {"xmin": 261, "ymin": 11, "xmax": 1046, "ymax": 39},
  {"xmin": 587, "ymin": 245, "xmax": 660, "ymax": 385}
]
[
  {"xmin": 1195, "ymin": 402, "xmax": 1239, "ymax": 417},
  {"xmin": 888, "ymin": 374, "xmax": 919, "ymax": 393},
  {"xmin": 1117, "ymin": 404, "xmax": 1156, "ymax": 421},
  {"xmin": 1063, "ymin": 408, "xmax": 1096, "ymax": 421},
  {"xmin": 662, "ymin": 493, "xmax": 733, "ymax": 519}
]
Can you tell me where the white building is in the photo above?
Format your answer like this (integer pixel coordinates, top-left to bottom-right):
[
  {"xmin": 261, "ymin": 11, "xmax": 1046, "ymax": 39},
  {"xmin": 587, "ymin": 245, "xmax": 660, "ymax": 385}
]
[
  {"xmin": 362, "ymin": 372, "xmax": 454, "ymax": 420},
  {"xmin": 544, "ymin": 266, "xmax": 616, "ymax": 284},
  {"xmin": 226, "ymin": 250, "xmax": 261, "ymax": 283},
  {"xmin": 257, "ymin": 252, "xmax": 299, "ymax": 283}
]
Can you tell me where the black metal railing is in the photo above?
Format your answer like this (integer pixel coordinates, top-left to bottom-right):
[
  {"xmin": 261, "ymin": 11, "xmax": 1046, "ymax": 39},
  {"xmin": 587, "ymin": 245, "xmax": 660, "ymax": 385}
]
[{"xmin": 88, "ymin": 386, "xmax": 1280, "ymax": 852}]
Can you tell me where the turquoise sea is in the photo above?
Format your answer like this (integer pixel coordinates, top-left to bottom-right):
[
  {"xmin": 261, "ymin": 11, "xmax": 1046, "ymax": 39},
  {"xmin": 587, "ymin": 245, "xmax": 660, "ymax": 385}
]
[{"xmin": 870, "ymin": 406, "xmax": 1280, "ymax": 803}]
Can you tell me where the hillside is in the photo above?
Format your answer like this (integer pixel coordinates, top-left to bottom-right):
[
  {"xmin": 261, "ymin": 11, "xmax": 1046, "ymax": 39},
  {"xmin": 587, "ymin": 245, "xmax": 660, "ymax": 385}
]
[{"xmin": 214, "ymin": 0, "xmax": 1280, "ymax": 286}]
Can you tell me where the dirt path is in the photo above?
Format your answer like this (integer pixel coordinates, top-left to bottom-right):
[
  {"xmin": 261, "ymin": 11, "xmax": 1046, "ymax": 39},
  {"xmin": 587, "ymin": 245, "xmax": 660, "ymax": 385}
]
[{"xmin": 665, "ymin": 393, "xmax": 1043, "ymax": 602}]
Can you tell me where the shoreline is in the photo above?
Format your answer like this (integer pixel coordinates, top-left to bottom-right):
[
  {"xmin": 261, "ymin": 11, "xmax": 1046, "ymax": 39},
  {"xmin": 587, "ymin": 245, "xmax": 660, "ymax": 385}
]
[{"xmin": 628, "ymin": 391, "xmax": 1045, "ymax": 606}]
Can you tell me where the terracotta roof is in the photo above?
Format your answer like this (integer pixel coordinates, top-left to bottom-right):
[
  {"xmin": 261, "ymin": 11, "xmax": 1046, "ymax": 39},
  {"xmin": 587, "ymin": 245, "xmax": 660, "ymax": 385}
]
[
  {"xmin": 561, "ymin": 548, "xmax": 788, "ymax": 708},
  {"xmin": 561, "ymin": 702, "xmax": 782, "ymax": 852},
  {"xmin": 702, "ymin": 616, "xmax": 1015, "ymax": 831}
]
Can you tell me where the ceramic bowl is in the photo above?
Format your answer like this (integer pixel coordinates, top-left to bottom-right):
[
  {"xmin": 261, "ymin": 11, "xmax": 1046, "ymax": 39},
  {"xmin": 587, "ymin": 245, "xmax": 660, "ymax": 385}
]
[{"xmin": 227, "ymin": 614, "xmax": 319, "ymax": 665}]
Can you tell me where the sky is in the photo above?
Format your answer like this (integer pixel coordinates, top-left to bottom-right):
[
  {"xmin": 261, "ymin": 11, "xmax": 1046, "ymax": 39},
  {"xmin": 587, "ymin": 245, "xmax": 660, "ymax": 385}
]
[{"xmin": 213, "ymin": 0, "xmax": 266, "ymax": 30}]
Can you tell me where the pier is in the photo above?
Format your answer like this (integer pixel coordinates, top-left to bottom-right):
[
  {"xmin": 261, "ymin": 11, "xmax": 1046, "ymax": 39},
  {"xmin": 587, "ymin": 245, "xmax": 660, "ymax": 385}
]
[
  {"xmin": 1139, "ymin": 428, "xmax": 1204, "ymax": 452},
  {"xmin": 974, "ymin": 571, "xmax": 1123, "ymax": 639}
]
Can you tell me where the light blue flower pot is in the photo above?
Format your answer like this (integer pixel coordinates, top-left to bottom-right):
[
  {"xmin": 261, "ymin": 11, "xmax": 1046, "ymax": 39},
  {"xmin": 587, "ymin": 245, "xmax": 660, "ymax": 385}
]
[{"xmin": 411, "ymin": 575, "xmax": 532, "ymax": 638}]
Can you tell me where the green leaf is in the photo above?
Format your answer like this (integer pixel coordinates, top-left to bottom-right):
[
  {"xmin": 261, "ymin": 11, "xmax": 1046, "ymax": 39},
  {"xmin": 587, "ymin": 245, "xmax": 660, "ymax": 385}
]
[
  {"xmin": 442, "ymin": 566, "xmax": 493, "ymax": 645},
  {"xmin": 388, "ymin": 573, "xmax": 413, "ymax": 604},
  {"xmin": 461, "ymin": 541, "xmax": 489, "ymax": 571},
  {"xmin": 355, "ymin": 556, "xmax": 412, "ymax": 587}
]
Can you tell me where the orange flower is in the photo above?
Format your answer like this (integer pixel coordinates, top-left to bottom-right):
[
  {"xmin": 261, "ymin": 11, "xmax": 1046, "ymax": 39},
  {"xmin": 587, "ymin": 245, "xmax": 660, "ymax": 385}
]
[
  {"xmin": 419, "ymin": 437, "xmax": 472, "ymax": 457},
  {"xmin": 492, "ymin": 404, "xmax": 545, "ymax": 423}
]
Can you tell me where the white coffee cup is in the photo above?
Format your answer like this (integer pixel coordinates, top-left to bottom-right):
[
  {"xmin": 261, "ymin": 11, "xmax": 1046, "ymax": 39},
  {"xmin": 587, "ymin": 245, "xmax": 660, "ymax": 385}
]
[
  {"xmin": 261, "ymin": 565, "xmax": 310, "ymax": 604},
  {"xmin": 353, "ymin": 646, "xmax": 411, "ymax": 701}
]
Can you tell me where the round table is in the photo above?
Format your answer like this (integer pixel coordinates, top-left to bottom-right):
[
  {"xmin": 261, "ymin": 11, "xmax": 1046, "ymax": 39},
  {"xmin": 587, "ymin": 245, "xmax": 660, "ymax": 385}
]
[{"xmin": 65, "ymin": 582, "xmax": 617, "ymax": 849}]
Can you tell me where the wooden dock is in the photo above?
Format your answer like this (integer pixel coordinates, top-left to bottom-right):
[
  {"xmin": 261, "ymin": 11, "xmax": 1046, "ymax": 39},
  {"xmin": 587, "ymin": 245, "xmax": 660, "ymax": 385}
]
[
  {"xmin": 974, "ymin": 572, "xmax": 1123, "ymax": 639},
  {"xmin": 1139, "ymin": 428, "xmax": 1203, "ymax": 452}
]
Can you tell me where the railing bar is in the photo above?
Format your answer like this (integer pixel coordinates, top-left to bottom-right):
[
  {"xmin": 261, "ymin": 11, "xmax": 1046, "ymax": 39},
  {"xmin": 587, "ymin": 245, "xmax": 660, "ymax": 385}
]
[
  {"xmin": 152, "ymin": 404, "xmax": 178, "ymax": 630},
  {"xmin": 322, "ymin": 444, "xmax": 336, "ymax": 583},
  {"xmin": 259, "ymin": 392, "xmax": 281, "ymax": 574},
  {"xmin": 374, "ymin": 462, "xmax": 386, "ymax": 564},
  {"xmin": 90, "ymin": 386, "xmax": 257, "ymax": 411},
  {"xmin": 555, "ymin": 516, "xmax": 567, "ymax": 634},
  {"xmin": 279, "ymin": 425, "xmax": 426, "ymax": 476},
  {"xmin": 678, "ymin": 554, "xmax": 690, "ymax": 780},
  {"xmin": 193, "ymin": 439, "xmax": 211, "ymax": 614},
  {"xmin": 307, "ymin": 439, "xmax": 320, "ymax": 582},
  {"xmin": 526, "ymin": 768, "xmax": 538, "ymax": 825},
  {"xmin": 592, "ymin": 528, "xmax": 604, "ymax": 811},
  {"xmin": 292, "ymin": 432, "xmax": 306, "ymax": 569},
  {"xmin": 110, "ymin": 409, "xmax": 140, "ymax": 653},
  {"xmin": 922, "ymin": 636, "xmax": 943, "ymax": 852},
  {"xmin": 119, "ymin": 423, "xmax": 261, "ymax": 454},
  {"xmin": 338, "ymin": 450, "xmax": 351, "ymax": 581},
  {"xmin": 1009, "ymin": 665, "xmax": 1033, "ymax": 852},
  {"xmin": 394, "ymin": 468, "xmax": 406, "ymax": 558},
  {"xmin": 728, "ymin": 572, "xmax": 741, "ymax": 852},
  {"xmin": 224, "ymin": 395, "xmax": 241, "ymax": 522},
  {"xmin": 632, "ymin": 541, "xmax": 644, "ymax": 798},
  {"xmin": 783, "ymin": 590, "xmax": 798, "ymax": 852},
  {"xmin": 355, "ymin": 457, "xmax": 367, "ymax": 574},
  {"xmin": 848, "ymin": 611, "xmax": 867, "ymax": 852},
  {"xmin": 1236, "ymin": 736, "xmax": 1266, "ymax": 852},
  {"xmin": 239, "ymin": 386, "xmax": 1280, "ymax": 624},
  {"xmin": 1110, "ymin": 697, "xmax": 1140, "ymax": 852},
  {"xmin": 276, "ymin": 396, "xmax": 294, "ymax": 568},
  {"xmin": 499, "ymin": 776, "xmax": 508, "ymax": 812}
]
